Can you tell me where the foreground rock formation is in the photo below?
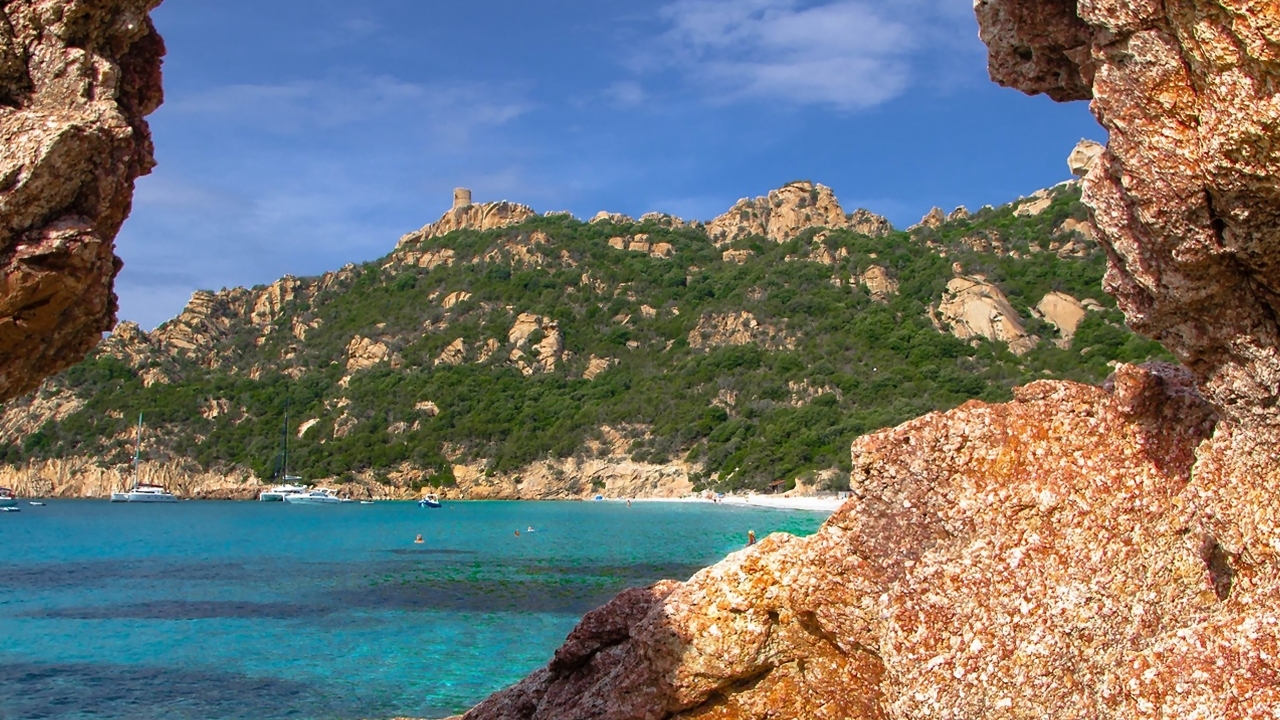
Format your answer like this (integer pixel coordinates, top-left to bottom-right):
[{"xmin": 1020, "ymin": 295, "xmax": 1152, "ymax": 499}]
[
  {"xmin": 459, "ymin": 1, "xmax": 1280, "ymax": 718},
  {"xmin": 979, "ymin": 0, "xmax": 1280, "ymax": 434},
  {"xmin": 463, "ymin": 364, "xmax": 1227, "ymax": 719},
  {"xmin": 0, "ymin": 0, "xmax": 166, "ymax": 402}
]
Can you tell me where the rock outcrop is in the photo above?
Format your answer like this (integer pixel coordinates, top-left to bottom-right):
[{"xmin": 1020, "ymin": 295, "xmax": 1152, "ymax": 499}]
[
  {"xmin": 508, "ymin": 312, "xmax": 563, "ymax": 376},
  {"xmin": 910, "ymin": 206, "xmax": 947, "ymax": 231},
  {"xmin": 1067, "ymin": 138, "xmax": 1104, "ymax": 177},
  {"xmin": 1036, "ymin": 291, "xmax": 1088, "ymax": 348},
  {"xmin": 397, "ymin": 189, "xmax": 536, "ymax": 248},
  {"xmin": 0, "ymin": 0, "xmax": 167, "ymax": 402},
  {"xmin": 707, "ymin": 181, "xmax": 892, "ymax": 245},
  {"xmin": 934, "ymin": 276, "xmax": 1037, "ymax": 355},
  {"xmin": 859, "ymin": 265, "xmax": 897, "ymax": 302},
  {"xmin": 345, "ymin": 335, "xmax": 398, "ymax": 372},
  {"xmin": 688, "ymin": 311, "xmax": 793, "ymax": 352}
]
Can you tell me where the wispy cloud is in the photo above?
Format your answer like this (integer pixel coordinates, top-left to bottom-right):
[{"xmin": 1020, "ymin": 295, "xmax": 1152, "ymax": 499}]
[
  {"xmin": 645, "ymin": 0, "xmax": 980, "ymax": 110},
  {"xmin": 169, "ymin": 76, "xmax": 531, "ymax": 147},
  {"xmin": 604, "ymin": 81, "xmax": 647, "ymax": 109}
]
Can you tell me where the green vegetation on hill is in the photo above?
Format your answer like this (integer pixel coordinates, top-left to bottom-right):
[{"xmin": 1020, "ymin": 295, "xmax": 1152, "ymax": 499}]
[{"xmin": 0, "ymin": 184, "xmax": 1172, "ymax": 492}]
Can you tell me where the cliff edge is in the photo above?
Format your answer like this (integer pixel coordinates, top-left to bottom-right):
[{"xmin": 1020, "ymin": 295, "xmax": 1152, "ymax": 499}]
[{"xmin": 0, "ymin": 0, "xmax": 166, "ymax": 402}]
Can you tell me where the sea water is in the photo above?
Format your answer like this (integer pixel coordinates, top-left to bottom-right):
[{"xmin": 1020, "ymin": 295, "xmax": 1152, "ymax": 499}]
[{"xmin": 0, "ymin": 500, "xmax": 825, "ymax": 719}]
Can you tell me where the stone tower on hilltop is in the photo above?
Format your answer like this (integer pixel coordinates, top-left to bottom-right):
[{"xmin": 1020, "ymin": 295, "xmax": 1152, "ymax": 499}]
[{"xmin": 453, "ymin": 188, "xmax": 473, "ymax": 211}]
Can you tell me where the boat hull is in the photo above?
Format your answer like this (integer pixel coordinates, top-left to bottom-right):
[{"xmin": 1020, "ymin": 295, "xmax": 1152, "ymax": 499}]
[
  {"xmin": 0, "ymin": 497, "xmax": 15, "ymax": 508},
  {"xmin": 283, "ymin": 495, "xmax": 346, "ymax": 505},
  {"xmin": 110, "ymin": 492, "xmax": 178, "ymax": 503}
]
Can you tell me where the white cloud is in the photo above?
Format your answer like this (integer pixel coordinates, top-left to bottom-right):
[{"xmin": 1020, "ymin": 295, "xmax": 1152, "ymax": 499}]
[{"xmin": 649, "ymin": 0, "xmax": 980, "ymax": 109}]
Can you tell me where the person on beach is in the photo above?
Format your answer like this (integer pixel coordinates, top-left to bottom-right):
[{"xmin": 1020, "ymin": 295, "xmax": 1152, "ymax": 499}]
[
  {"xmin": 414, "ymin": 534, "xmax": 424, "ymax": 544},
  {"xmin": 747, "ymin": 530, "xmax": 756, "ymax": 546}
]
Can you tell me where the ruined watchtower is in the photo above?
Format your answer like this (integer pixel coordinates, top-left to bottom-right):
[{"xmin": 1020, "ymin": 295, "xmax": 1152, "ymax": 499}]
[{"xmin": 453, "ymin": 188, "xmax": 473, "ymax": 211}]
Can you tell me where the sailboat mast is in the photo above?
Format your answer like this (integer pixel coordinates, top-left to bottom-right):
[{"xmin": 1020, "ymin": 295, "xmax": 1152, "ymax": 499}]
[
  {"xmin": 282, "ymin": 401, "xmax": 289, "ymax": 480},
  {"xmin": 132, "ymin": 413, "xmax": 143, "ymax": 491}
]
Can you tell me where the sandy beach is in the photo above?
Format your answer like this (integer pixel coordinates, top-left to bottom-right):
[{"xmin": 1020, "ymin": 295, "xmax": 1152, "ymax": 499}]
[{"xmin": 628, "ymin": 494, "xmax": 846, "ymax": 514}]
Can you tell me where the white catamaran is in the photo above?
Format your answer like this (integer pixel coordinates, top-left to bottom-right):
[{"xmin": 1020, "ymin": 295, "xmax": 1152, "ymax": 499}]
[
  {"xmin": 260, "ymin": 402, "xmax": 310, "ymax": 501},
  {"xmin": 110, "ymin": 414, "xmax": 178, "ymax": 503}
]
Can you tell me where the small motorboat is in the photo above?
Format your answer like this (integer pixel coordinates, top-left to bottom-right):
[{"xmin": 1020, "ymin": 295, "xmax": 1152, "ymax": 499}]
[
  {"xmin": 284, "ymin": 488, "xmax": 350, "ymax": 505},
  {"xmin": 418, "ymin": 494, "xmax": 441, "ymax": 509},
  {"xmin": 28, "ymin": 501, "xmax": 45, "ymax": 507},
  {"xmin": 1, "ymin": 506, "xmax": 19, "ymax": 513},
  {"xmin": 0, "ymin": 487, "xmax": 16, "ymax": 508},
  {"xmin": 359, "ymin": 500, "xmax": 375, "ymax": 505}
]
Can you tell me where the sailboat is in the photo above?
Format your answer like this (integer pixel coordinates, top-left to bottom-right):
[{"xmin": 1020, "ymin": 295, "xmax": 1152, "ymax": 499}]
[
  {"xmin": 109, "ymin": 414, "xmax": 178, "ymax": 503},
  {"xmin": 260, "ymin": 401, "xmax": 309, "ymax": 501}
]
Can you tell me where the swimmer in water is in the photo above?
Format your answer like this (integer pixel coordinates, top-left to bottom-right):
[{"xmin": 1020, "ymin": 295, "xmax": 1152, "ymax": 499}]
[
  {"xmin": 527, "ymin": 526, "xmax": 535, "ymax": 532},
  {"xmin": 414, "ymin": 534, "xmax": 424, "ymax": 544},
  {"xmin": 626, "ymin": 499, "xmax": 632, "ymax": 507},
  {"xmin": 514, "ymin": 529, "xmax": 520, "ymax": 537}
]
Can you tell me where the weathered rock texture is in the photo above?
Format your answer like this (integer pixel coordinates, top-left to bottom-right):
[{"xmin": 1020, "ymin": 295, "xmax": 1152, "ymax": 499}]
[
  {"xmin": 463, "ymin": 364, "xmax": 1239, "ymax": 719},
  {"xmin": 979, "ymin": 0, "xmax": 1280, "ymax": 433},
  {"xmin": 0, "ymin": 0, "xmax": 166, "ymax": 402},
  {"xmin": 707, "ymin": 181, "xmax": 892, "ymax": 245},
  {"xmin": 460, "ymin": 2, "xmax": 1280, "ymax": 718}
]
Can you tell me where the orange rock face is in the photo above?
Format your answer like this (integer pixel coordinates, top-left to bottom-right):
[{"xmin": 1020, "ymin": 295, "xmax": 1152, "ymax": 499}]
[
  {"xmin": 0, "ymin": 0, "xmax": 166, "ymax": 401},
  {"xmin": 979, "ymin": 0, "xmax": 1280, "ymax": 433},
  {"xmin": 464, "ymin": 364, "xmax": 1253, "ymax": 719}
]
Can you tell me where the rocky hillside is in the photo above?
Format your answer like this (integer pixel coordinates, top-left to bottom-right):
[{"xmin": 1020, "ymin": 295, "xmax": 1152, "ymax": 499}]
[{"xmin": 0, "ymin": 178, "xmax": 1168, "ymax": 498}]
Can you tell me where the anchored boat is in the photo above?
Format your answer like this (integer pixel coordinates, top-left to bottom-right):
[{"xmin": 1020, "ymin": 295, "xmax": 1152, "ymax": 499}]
[
  {"xmin": 110, "ymin": 414, "xmax": 177, "ymax": 503},
  {"xmin": 261, "ymin": 401, "xmax": 310, "ymax": 501},
  {"xmin": 284, "ymin": 488, "xmax": 352, "ymax": 505}
]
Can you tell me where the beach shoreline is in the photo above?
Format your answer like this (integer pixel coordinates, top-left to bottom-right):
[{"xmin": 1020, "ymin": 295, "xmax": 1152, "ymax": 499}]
[{"xmin": 627, "ymin": 494, "xmax": 845, "ymax": 514}]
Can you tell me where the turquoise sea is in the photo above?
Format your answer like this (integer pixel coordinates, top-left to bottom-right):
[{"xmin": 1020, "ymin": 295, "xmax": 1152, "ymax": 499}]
[{"xmin": 0, "ymin": 500, "xmax": 825, "ymax": 719}]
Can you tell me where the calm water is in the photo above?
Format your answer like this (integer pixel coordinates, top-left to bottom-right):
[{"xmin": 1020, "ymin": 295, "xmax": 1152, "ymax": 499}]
[{"xmin": 0, "ymin": 500, "xmax": 825, "ymax": 719}]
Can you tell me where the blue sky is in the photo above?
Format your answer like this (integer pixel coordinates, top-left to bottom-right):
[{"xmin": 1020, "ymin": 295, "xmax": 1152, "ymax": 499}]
[{"xmin": 117, "ymin": 0, "xmax": 1102, "ymax": 329}]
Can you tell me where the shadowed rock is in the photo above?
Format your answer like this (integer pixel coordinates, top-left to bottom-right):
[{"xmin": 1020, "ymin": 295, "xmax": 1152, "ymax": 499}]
[{"xmin": 0, "ymin": 0, "xmax": 166, "ymax": 401}]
